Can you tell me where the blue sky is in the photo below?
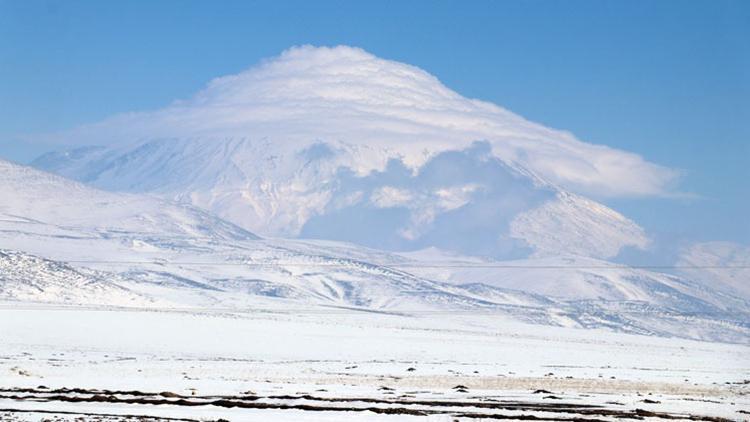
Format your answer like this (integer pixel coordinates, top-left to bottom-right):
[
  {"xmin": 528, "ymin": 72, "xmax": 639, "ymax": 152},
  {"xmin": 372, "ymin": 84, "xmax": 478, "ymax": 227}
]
[{"xmin": 0, "ymin": 0, "xmax": 748, "ymax": 245}]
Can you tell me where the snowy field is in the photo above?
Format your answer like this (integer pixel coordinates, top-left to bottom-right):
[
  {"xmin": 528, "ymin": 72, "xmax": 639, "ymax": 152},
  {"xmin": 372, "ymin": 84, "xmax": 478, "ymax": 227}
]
[{"xmin": 1, "ymin": 303, "xmax": 748, "ymax": 421}]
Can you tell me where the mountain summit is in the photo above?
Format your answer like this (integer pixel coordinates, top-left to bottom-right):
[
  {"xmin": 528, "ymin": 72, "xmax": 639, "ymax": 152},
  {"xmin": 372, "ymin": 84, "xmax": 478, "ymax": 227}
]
[{"xmin": 34, "ymin": 46, "xmax": 660, "ymax": 259}]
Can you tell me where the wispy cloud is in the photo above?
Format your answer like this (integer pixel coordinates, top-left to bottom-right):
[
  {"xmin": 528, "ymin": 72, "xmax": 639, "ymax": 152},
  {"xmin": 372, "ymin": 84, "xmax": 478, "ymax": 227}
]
[{"xmin": 30, "ymin": 45, "xmax": 680, "ymax": 198}]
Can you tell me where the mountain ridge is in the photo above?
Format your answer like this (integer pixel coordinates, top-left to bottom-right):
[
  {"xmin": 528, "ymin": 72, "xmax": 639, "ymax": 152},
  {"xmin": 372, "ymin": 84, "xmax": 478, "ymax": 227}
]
[{"xmin": 1, "ymin": 158, "xmax": 748, "ymax": 343}]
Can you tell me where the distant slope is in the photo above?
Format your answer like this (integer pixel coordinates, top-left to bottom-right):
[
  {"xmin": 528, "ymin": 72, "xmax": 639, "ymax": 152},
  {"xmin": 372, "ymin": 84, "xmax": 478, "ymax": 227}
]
[
  {"xmin": 0, "ymin": 159, "xmax": 537, "ymax": 312},
  {"xmin": 0, "ymin": 159, "xmax": 256, "ymax": 240},
  {"xmin": 0, "ymin": 250, "xmax": 154, "ymax": 306},
  {"xmin": 1, "ymin": 159, "xmax": 748, "ymax": 343},
  {"xmin": 677, "ymin": 241, "xmax": 750, "ymax": 301},
  {"xmin": 399, "ymin": 249, "xmax": 749, "ymax": 314}
]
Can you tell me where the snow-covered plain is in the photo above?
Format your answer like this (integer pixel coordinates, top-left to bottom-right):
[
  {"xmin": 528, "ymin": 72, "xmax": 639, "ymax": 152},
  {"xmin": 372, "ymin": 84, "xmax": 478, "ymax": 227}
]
[{"xmin": 1, "ymin": 304, "xmax": 748, "ymax": 421}]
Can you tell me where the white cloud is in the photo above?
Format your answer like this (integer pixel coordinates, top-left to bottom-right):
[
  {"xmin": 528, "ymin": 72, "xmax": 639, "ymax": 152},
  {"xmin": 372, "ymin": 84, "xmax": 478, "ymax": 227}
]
[
  {"xmin": 434, "ymin": 184, "xmax": 481, "ymax": 211},
  {"xmin": 33, "ymin": 45, "xmax": 679, "ymax": 198},
  {"xmin": 371, "ymin": 184, "xmax": 486, "ymax": 242},
  {"xmin": 370, "ymin": 186, "xmax": 413, "ymax": 208}
]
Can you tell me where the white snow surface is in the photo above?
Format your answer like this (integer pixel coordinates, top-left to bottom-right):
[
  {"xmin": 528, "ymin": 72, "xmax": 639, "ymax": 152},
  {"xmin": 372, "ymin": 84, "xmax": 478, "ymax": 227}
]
[
  {"xmin": 1, "ymin": 159, "xmax": 748, "ymax": 343},
  {"xmin": 0, "ymin": 159, "xmax": 255, "ymax": 241},
  {"xmin": 509, "ymin": 191, "xmax": 649, "ymax": 258},
  {"xmin": 0, "ymin": 250, "xmax": 155, "ymax": 306},
  {"xmin": 0, "ymin": 305, "xmax": 748, "ymax": 421}
]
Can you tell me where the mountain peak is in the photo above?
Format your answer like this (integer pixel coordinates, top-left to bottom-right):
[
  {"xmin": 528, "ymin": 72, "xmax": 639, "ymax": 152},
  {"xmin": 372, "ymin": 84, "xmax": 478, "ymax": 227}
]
[
  {"xmin": 201, "ymin": 45, "xmax": 451, "ymax": 107},
  {"xmin": 0, "ymin": 158, "xmax": 256, "ymax": 241},
  {"xmin": 28, "ymin": 47, "xmax": 673, "ymax": 259},
  {"xmin": 188, "ymin": 44, "xmax": 491, "ymax": 132}
]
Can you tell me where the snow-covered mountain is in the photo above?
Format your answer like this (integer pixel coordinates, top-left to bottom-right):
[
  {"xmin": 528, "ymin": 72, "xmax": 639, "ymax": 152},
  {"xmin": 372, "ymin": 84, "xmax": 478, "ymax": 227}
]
[
  {"xmin": 32, "ymin": 46, "xmax": 656, "ymax": 260},
  {"xmin": 0, "ymin": 158, "xmax": 256, "ymax": 241},
  {"xmin": 1, "ymin": 159, "xmax": 748, "ymax": 342},
  {"xmin": 677, "ymin": 241, "xmax": 750, "ymax": 301},
  {"xmin": 0, "ymin": 250, "xmax": 154, "ymax": 306},
  {"xmin": 0, "ymin": 158, "xmax": 543, "ymax": 311},
  {"xmin": 399, "ymin": 249, "xmax": 749, "ymax": 315}
]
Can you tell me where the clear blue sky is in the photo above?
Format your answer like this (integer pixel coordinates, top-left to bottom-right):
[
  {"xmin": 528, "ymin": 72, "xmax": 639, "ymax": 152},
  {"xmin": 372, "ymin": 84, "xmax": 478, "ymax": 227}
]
[{"xmin": 0, "ymin": 0, "xmax": 748, "ymax": 245}]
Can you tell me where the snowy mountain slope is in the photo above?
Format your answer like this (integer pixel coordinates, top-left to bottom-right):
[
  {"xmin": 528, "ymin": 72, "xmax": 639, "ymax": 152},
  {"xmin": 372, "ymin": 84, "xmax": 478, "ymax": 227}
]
[
  {"xmin": 6, "ymin": 235, "xmax": 746, "ymax": 342},
  {"xmin": 0, "ymin": 159, "xmax": 256, "ymax": 241},
  {"xmin": 395, "ymin": 247, "xmax": 750, "ymax": 342},
  {"xmin": 0, "ymin": 250, "xmax": 155, "ymax": 306},
  {"xmin": 0, "ymin": 159, "xmax": 546, "ymax": 312},
  {"xmin": 5, "ymin": 228, "xmax": 748, "ymax": 342},
  {"xmin": 510, "ymin": 191, "xmax": 649, "ymax": 258},
  {"xmin": 677, "ymin": 241, "xmax": 750, "ymax": 301},
  {"xmin": 31, "ymin": 46, "xmax": 656, "ymax": 260},
  {"xmin": 1, "ymin": 160, "xmax": 747, "ymax": 342},
  {"xmin": 398, "ymin": 250, "xmax": 750, "ymax": 314}
]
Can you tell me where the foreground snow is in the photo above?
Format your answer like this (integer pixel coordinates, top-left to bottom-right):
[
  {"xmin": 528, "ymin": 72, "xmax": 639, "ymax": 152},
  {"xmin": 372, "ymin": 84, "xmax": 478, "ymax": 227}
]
[{"xmin": 0, "ymin": 304, "xmax": 748, "ymax": 421}]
